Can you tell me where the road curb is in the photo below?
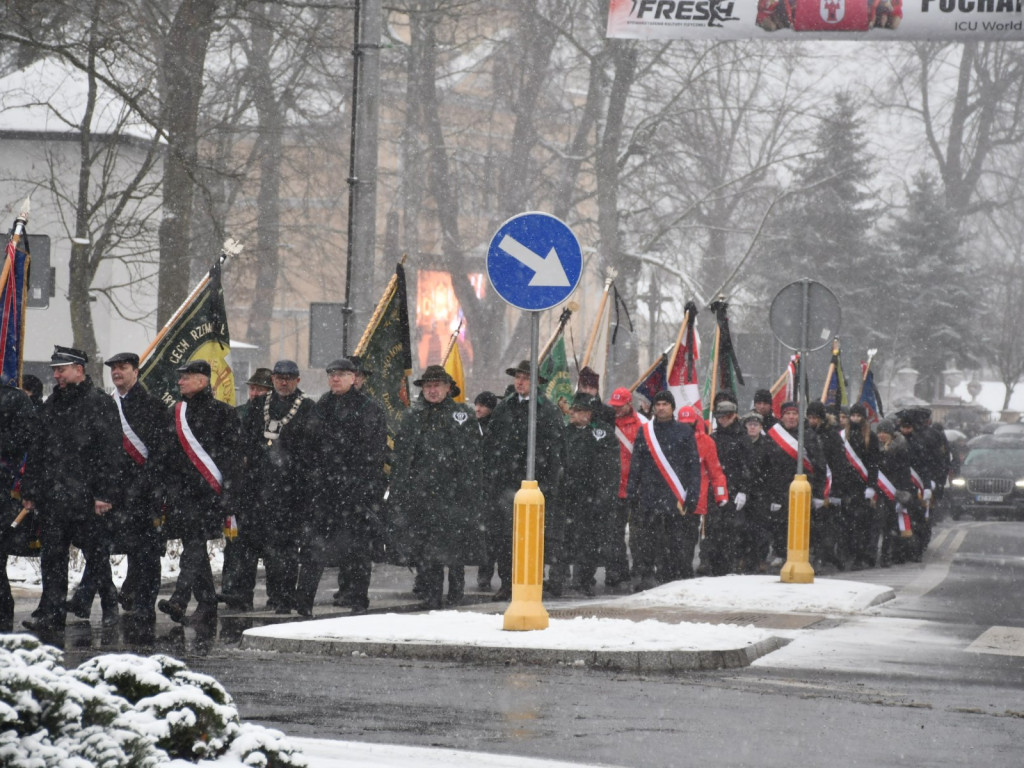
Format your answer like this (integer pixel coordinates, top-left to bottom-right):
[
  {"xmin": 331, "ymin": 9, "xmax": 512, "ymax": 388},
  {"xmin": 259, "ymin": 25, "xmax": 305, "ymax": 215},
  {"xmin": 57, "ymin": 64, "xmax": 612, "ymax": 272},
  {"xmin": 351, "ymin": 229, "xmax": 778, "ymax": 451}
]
[{"xmin": 238, "ymin": 633, "xmax": 791, "ymax": 671}]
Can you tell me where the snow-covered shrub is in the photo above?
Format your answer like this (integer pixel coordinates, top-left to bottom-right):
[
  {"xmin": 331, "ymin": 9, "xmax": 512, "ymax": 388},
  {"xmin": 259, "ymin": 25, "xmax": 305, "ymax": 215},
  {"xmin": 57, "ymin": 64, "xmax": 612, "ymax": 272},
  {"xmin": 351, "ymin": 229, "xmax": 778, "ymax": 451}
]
[{"xmin": 0, "ymin": 636, "xmax": 306, "ymax": 767}]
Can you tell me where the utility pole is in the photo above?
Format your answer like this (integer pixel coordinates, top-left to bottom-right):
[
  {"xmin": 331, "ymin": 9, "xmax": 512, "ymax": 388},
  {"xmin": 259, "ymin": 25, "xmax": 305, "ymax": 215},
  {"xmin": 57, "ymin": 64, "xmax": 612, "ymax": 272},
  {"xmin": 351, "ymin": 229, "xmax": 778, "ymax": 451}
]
[{"xmin": 342, "ymin": 0, "xmax": 383, "ymax": 354}]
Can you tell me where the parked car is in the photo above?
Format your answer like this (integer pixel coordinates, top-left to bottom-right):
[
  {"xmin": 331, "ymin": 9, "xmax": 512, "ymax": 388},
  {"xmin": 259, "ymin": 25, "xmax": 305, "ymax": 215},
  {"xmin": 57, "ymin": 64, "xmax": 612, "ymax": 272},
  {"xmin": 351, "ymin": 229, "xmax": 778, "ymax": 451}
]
[{"xmin": 948, "ymin": 435, "xmax": 1024, "ymax": 520}]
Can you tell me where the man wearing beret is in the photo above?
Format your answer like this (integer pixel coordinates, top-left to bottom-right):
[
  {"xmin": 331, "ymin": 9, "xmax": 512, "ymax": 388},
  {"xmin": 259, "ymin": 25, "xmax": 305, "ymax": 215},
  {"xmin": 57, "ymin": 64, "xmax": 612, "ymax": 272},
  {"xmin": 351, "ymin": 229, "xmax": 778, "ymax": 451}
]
[
  {"xmin": 21, "ymin": 346, "xmax": 122, "ymax": 636},
  {"xmin": 158, "ymin": 359, "xmax": 242, "ymax": 628},
  {"xmin": 295, "ymin": 357, "xmax": 387, "ymax": 615},
  {"xmin": 233, "ymin": 360, "xmax": 320, "ymax": 615},
  {"xmin": 482, "ymin": 359, "xmax": 564, "ymax": 601},
  {"xmin": 388, "ymin": 365, "xmax": 483, "ymax": 608}
]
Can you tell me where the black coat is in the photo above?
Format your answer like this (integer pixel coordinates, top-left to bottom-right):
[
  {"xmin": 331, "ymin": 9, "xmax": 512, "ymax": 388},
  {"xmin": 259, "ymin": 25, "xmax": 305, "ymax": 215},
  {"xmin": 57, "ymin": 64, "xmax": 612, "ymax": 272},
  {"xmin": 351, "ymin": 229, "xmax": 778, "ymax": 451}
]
[
  {"xmin": 22, "ymin": 377, "xmax": 121, "ymax": 516},
  {"xmin": 388, "ymin": 396, "xmax": 483, "ymax": 566},
  {"xmin": 763, "ymin": 423, "xmax": 827, "ymax": 504},
  {"xmin": 712, "ymin": 419, "xmax": 753, "ymax": 500},
  {"xmin": 0, "ymin": 384, "xmax": 39, "ymax": 552},
  {"xmin": 484, "ymin": 393, "xmax": 563, "ymax": 499},
  {"xmin": 626, "ymin": 418, "xmax": 701, "ymax": 515},
  {"xmin": 162, "ymin": 388, "xmax": 242, "ymax": 540},
  {"xmin": 314, "ymin": 388, "xmax": 387, "ymax": 561},
  {"xmin": 241, "ymin": 389, "xmax": 321, "ymax": 538},
  {"xmin": 555, "ymin": 421, "xmax": 619, "ymax": 559},
  {"xmin": 111, "ymin": 382, "xmax": 173, "ymax": 547}
]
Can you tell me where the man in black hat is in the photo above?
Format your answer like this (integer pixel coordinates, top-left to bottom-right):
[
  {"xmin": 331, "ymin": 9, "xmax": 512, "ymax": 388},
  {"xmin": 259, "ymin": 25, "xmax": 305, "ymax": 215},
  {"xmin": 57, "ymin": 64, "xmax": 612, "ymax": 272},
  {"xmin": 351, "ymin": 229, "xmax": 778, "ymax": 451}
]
[
  {"xmin": 69, "ymin": 352, "xmax": 171, "ymax": 635},
  {"xmin": 548, "ymin": 393, "xmax": 619, "ymax": 597},
  {"xmin": 709, "ymin": 399, "xmax": 754, "ymax": 574},
  {"xmin": 230, "ymin": 360, "xmax": 320, "ymax": 615},
  {"xmin": 0, "ymin": 380, "xmax": 38, "ymax": 632},
  {"xmin": 238, "ymin": 368, "xmax": 273, "ymax": 419},
  {"xmin": 158, "ymin": 359, "xmax": 242, "ymax": 628},
  {"xmin": 625, "ymin": 390, "xmax": 701, "ymax": 589},
  {"xmin": 295, "ymin": 357, "xmax": 387, "ymax": 615},
  {"xmin": 472, "ymin": 390, "xmax": 498, "ymax": 591},
  {"xmin": 348, "ymin": 354, "xmax": 372, "ymax": 391},
  {"xmin": 21, "ymin": 346, "xmax": 122, "ymax": 635},
  {"xmin": 387, "ymin": 365, "xmax": 483, "ymax": 608},
  {"xmin": 483, "ymin": 359, "xmax": 564, "ymax": 601},
  {"xmin": 576, "ymin": 366, "xmax": 616, "ymax": 428}
]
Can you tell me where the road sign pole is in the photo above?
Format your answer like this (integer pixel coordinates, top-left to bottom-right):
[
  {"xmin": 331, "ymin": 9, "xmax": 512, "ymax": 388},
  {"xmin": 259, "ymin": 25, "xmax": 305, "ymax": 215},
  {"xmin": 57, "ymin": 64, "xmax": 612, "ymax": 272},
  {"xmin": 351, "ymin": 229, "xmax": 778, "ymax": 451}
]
[{"xmin": 504, "ymin": 310, "xmax": 549, "ymax": 631}]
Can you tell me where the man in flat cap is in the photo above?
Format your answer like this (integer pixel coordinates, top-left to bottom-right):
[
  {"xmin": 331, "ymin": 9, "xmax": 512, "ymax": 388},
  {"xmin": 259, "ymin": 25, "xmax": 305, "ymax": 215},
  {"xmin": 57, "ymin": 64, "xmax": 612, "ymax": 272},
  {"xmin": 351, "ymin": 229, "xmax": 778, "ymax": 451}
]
[
  {"xmin": 21, "ymin": 346, "xmax": 122, "ymax": 636},
  {"xmin": 158, "ymin": 359, "xmax": 242, "ymax": 628},
  {"xmin": 387, "ymin": 365, "xmax": 483, "ymax": 608},
  {"xmin": 69, "ymin": 351, "xmax": 171, "ymax": 636},
  {"xmin": 295, "ymin": 357, "xmax": 387, "ymax": 615},
  {"xmin": 237, "ymin": 368, "xmax": 273, "ymax": 420},
  {"xmin": 482, "ymin": 359, "xmax": 564, "ymax": 601},
  {"xmin": 231, "ymin": 360, "xmax": 320, "ymax": 615}
]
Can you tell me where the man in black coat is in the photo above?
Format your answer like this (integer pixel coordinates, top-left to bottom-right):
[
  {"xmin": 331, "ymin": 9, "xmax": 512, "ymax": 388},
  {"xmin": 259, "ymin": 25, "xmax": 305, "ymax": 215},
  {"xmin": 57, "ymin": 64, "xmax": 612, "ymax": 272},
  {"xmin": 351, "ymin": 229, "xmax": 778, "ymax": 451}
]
[
  {"xmin": 626, "ymin": 390, "xmax": 701, "ymax": 588},
  {"xmin": 0, "ymin": 381, "xmax": 38, "ymax": 632},
  {"xmin": 388, "ymin": 365, "xmax": 483, "ymax": 608},
  {"xmin": 231, "ymin": 360, "xmax": 320, "ymax": 614},
  {"xmin": 295, "ymin": 358, "xmax": 387, "ymax": 615},
  {"xmin": 158, "ymin": 359, "xmax": 242, "ymax": 627},
  {"xmin": 21, "ymin": 346, "xmax": 122, "ymax": 635},
  {"xmin": 482, "ymin": 359, "xmax": 564, "ymax": 601},
  {"xmin": 70, "ymin": 352, "xmax": 171, "ymax": 631},
  {"xmin": 709, "ymin": 400, "xmax": 754, "ymax": 574}
]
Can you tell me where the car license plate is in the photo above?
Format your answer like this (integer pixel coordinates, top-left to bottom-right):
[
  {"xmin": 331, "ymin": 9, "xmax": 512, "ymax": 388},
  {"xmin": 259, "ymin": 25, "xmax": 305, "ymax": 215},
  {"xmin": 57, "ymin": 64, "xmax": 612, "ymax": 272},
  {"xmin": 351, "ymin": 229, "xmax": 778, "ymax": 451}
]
[{"xmin": 976, "ymin": 494, "xmax": 1004, "ymax": 502}]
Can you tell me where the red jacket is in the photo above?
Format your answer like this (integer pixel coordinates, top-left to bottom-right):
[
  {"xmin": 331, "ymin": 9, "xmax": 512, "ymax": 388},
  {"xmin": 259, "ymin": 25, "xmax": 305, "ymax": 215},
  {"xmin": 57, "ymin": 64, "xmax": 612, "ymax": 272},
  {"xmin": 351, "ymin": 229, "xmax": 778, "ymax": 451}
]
[
  {"xmin": 678, "ymin": 406, "xmax": 728, "ymax": 515},
  {"xmin": 614, "ymin": 409, "xmax": 643, "ymax": 499}
]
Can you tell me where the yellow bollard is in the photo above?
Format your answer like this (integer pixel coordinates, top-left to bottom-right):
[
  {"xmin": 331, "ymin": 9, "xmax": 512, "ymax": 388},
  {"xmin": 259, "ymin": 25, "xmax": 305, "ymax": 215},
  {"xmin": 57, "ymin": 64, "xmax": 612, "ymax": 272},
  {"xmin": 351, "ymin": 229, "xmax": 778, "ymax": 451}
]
[
  {"xmin": 503, "ymin": 479, "xmax": 549, "ymax": 630},
  {"xmin": 780, "ymin": 473, "xmax": 815, "ymax": 584}
]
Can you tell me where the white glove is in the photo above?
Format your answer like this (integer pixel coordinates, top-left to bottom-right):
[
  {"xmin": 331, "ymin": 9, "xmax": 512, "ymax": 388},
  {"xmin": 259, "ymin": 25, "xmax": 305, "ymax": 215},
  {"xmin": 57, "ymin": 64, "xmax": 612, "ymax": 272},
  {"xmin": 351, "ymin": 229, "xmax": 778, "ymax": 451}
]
[
  {"xmin": 865, "ymin": 488, "xmax": 876, "ymax": 500},
  {"xmin": 770, "ymin": 503, "xmax": 782, "ymax": 512},
  {"xmin": 812, "ymin": 498, "xmax": 825, "ymax": 510},
  {"xmin": 829, "ymin": 498, "xmax": 842, "ymax": 508},
  {"xmin": 923, "ymin": 488, "xmax": 933, "ymax": 502},
  {"xmin": 735, "ymin": 492, "xmax": 747, "ymax": 511}
]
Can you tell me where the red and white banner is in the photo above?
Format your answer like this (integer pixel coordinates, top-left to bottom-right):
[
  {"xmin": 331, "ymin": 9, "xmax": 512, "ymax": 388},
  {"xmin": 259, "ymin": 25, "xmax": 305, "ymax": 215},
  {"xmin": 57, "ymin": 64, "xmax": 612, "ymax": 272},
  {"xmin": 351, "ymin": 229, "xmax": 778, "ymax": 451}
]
[
  {"xmin": 641, "ymin": 419, "xmax": 688, "ymax": 506},
  {"xmin": 607, "ymin": 0, "xmax": 1023, "ymax": 40},
  {"xmin": 175, "ymin": 402, "xmax": 223, "ymax": 494}
]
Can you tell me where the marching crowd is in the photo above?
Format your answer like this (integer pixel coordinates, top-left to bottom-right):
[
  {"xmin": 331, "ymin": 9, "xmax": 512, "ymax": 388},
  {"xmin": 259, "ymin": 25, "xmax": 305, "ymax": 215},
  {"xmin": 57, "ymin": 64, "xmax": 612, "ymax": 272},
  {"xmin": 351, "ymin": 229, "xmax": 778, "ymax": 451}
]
[{"xmin": 0, "ymin": 344, "xmax": 951, "ymax": 640}]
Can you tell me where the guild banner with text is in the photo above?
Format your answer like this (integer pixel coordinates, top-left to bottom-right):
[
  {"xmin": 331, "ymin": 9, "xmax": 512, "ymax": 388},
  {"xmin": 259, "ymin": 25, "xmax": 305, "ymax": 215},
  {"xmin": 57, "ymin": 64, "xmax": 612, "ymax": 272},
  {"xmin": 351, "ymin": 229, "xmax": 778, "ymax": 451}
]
[{"xmin": 607, "ymin": 0, "xmax": 1023, "ymax": 41}]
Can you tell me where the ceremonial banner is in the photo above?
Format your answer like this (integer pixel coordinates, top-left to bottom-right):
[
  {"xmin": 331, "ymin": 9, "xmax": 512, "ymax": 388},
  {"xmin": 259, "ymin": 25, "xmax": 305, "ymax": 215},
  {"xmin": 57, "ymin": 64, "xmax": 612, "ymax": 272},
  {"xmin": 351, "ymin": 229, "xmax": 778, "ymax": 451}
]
[
  {"xmin": 540, "ymin": 335, "xmax": 575, "ymax": 412},
  {"xmin": 355, "ymin": 262, "xmax": 413, "ymax": 437},
  {"xmin": 859, "ymin": 361, "xmax": 884, "ymax": 423},
  {"xmin": 443, "ymin": 338, "xmax": 467, "ymax": 403},
  {"xmin": 607, "ymin": 0, "xmax": 1024, "ymax": 40},
  {"xmin": 139, "ymin": 258, "xmax": 235, "ymax": 407},
  {"xmin": 670, "ymin": 301, "xmax": 702, "ymax": 417},
  {"xmin": 1, "ymin": 201, "xmax": 30, "ymax": 385}
]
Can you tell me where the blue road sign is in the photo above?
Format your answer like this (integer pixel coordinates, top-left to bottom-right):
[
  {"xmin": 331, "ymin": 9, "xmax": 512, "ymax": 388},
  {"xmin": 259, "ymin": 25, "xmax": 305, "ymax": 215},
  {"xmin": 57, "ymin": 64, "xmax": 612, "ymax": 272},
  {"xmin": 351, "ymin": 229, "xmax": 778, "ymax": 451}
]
[{"xmin": 486, "ymin": 212, "xmax": 582, "ymax": 312}]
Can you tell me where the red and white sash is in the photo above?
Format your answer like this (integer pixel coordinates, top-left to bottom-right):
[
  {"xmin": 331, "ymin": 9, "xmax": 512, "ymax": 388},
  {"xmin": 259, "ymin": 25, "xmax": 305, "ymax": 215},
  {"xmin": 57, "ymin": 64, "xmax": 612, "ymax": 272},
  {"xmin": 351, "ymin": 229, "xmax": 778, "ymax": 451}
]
[
  {"xmin": 175, "ymin": 401, "xmax": 223, "ymax": 494},
  {"xmin": 615, "ymin": 426, "xmax": 634, "ymax": 454},
  {"xmin": 640, "ymin": 420, "xmax": 687, "ymax": 506},
  {"xmin": 909, "ymin": 467, "xmax": 925, "ymax": 493},
  {"xmin": 114, "ymin": 393, "xmax": 148, "ymax": 466},
  {"xmin": 768, "ymin": 423, "xmax": 814, "ymax": 473},
  {"xmin": 875, "ymin": 470, "xmax": 896, "ymax": 501},
  {"xmin": 838, "ymin": 429, "xmax": 869, "ymax": 483},
  {"xmin": 896, "ymin": 503, "xmax": 913, "ymax": 534}
]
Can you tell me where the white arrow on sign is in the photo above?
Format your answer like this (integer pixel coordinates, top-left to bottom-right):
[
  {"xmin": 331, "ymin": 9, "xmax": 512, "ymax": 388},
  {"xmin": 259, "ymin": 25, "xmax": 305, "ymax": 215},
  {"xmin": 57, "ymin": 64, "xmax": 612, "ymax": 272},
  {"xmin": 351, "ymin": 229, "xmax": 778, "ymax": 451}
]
[{"xmin": 498, "ymin": 235, "xmax": 570, "ymax": 287}]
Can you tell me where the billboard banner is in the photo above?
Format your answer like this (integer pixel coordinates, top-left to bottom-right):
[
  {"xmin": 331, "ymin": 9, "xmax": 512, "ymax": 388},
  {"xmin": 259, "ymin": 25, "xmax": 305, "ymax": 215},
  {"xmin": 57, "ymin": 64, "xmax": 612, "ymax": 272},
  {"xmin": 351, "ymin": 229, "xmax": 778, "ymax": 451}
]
[{"xmin": 607, "ymin": 1, "xmax": 1024, "ymax": 41}]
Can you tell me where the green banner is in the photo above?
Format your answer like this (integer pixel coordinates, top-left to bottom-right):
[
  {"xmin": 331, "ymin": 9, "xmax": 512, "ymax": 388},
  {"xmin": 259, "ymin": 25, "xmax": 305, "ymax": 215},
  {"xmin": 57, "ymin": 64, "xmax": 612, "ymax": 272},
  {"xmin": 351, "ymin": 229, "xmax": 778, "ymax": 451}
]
[
  {"xmin": 540, "ymin": 335, "xmax": 574, "ymax": 414},
  {"xmin": 139, "ymin": 261, "xmax": 235, "ymax": 407},
  {"xmin": 354, "ymin": 263, "xmax": 413, "ymax": 437}
]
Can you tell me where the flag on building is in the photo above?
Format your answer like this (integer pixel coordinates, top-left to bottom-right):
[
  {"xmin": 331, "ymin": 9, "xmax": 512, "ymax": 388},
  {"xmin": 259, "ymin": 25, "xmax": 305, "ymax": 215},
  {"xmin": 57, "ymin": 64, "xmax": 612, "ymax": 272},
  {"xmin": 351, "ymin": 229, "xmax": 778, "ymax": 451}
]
[
  {"xmin": 701, "ymin": 298, "xmax": 743, "ymax": 419},
  {"xmin": 771, "ymin": 353, "xmax": 800, "ymax": 417},
  {"xmin": 859, "ymin": 361, "xmax": 884, "ymax": 423},
  {"xmin": 822, "ymin": 340, "xmax": 848, "ymax": 410},
  {"xmin": 139, "ymin": 255, "xmax": 236, "ymax": 407},
  {"xmin": 669, "ymin": 300, "xmax": 701, "ymax": 416},
  {"xmin": 354, "ymin": 262, "xmax": 413, "ymax": 437},
  {"xmin": 443, "ymin": 338, "xmax": 467, "ymax": 403},
  {"xmin": 540, "ymin": 334, "xmax": 574, "ymax": 412},
  {"xmin": 1, "ymin": 200, "xmax": 31, "ymax": 386}
]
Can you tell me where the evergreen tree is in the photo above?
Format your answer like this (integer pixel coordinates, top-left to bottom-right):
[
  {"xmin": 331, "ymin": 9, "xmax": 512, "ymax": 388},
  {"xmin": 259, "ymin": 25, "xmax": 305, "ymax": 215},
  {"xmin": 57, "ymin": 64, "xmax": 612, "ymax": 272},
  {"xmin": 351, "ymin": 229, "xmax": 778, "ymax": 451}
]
[
  {"xmin": 888, "ymin": 170, "xmax": 975, "ymax": 399},
  {"xmin": 758, "ymin": 92, "xmax": 891, "ymax": 358}
]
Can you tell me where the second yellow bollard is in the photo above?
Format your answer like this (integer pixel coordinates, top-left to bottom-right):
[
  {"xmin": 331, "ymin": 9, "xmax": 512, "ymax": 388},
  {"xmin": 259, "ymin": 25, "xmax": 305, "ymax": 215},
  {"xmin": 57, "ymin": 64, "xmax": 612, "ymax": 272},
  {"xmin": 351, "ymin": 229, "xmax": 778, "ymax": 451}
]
[{"xmin": 503, "ymin": 479, "xmax": 549, "ymax": 630}]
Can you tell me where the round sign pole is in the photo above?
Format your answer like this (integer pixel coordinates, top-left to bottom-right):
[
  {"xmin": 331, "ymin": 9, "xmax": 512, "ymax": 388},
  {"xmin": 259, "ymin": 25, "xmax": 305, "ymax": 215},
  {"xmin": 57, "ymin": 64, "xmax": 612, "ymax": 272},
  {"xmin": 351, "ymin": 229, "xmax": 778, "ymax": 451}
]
[
  {"xmin": 504, "ymin": 312, "xmax": 549, "ymax": 631},
  {"xmin": 486, "ymin": 212, "xmax": 581, "ymax": 632},
  {"xmin": 769, "ymin": 278, "xmax": 841, "ymax": 585}
]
